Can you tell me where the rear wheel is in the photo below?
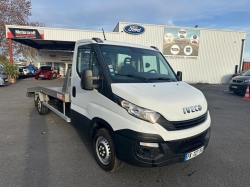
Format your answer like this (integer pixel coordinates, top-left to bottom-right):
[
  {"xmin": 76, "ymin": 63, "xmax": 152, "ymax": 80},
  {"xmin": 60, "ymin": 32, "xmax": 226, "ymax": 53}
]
[
  {"xmin": 93, "ymin": 128, "xmax": 124, "ymax": 172},
  {"xmin": 37, "ymin": 96, "xmax": 49, "ymax": 115}
]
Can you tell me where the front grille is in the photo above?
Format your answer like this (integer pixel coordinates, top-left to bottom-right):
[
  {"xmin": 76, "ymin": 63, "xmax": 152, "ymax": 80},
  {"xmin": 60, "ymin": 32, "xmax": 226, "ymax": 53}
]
[
  {"xmin": 233, "ymin": 80, "xmax": 243, "ymax": 83},
  {"xmin": 157, "ymin": 112, "xmax": 207, "ymax": 131},
  {"xmin": 166, "ymin": 129, "xmax": 209, "ymax": 154}
]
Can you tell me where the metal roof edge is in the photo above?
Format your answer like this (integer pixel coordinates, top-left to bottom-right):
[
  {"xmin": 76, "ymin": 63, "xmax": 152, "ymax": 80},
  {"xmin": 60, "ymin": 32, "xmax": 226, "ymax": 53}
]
[{"xmin": 5, "ymin": 25, "xmax": 120, "ymax": 34}]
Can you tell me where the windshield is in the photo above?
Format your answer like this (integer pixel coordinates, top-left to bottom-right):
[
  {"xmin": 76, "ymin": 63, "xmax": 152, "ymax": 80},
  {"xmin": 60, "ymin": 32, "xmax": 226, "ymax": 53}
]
[
  {"xmin": 99, "ymin": 45, "xmax": 177, "ymax": 83},
  {"xmin": 40, "ymin": 66, "xmax": 51, "ymax": 71},
  {"xmin": 243, "ymin": 70, "xmax": 250, "ymax": 76}
]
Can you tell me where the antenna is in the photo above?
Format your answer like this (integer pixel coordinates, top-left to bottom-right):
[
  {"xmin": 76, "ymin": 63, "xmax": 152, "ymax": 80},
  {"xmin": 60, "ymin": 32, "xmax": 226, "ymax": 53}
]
[{"xmin": 102, "ymin": 28, "xmax": 106, "ymax": 40}]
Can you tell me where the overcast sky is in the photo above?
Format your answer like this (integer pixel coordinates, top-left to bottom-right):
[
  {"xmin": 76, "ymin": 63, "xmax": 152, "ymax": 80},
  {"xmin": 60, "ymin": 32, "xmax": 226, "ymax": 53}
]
[{"xmin": 29, "ymin": 0, "xmax": 250, "ymax": 61}]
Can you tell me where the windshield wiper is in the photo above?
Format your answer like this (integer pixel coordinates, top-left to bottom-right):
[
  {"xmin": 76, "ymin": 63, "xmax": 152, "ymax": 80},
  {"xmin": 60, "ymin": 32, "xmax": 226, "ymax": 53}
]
[
  {"xmin": 148, "ymin": 77, "xmax": 177, "ymax": 82},
  {"xmin": 114, "ymin": 73, "xmax": 152, "ymax": 83}
]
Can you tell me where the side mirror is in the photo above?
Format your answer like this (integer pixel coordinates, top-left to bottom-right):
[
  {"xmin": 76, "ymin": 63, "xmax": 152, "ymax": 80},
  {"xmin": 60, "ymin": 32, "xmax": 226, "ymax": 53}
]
[
  {"xmin": 81, "ymin": 69, "xmax": 99, "ymax": 90},
  {"xmin": 145, "ymin": 62, "xmax": 150, "ymax": 68},
  {"xmin": 177, "ymin": 71, "xmax": 182, "ymax": 81}
]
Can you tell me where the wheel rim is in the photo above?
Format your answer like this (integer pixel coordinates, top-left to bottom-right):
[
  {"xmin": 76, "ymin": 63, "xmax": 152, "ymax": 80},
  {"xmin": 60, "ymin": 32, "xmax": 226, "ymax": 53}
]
[
  {"xmin": 37, "ymin": 98, "xmax": 42, "ymax": 112},
  {"xmin": 96, "ymin": 136, "xmax": 111, "ymax": 165}
]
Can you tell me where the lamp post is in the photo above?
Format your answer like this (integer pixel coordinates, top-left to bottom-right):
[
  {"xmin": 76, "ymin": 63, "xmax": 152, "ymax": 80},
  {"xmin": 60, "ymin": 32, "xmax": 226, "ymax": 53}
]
[{"xmin": 9, "ymin": 39, "xmax": 13, "ymax": 64}]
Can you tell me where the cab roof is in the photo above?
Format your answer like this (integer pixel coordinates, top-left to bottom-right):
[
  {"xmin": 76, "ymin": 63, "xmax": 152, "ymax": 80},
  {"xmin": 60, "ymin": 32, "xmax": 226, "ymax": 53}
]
[{"xmin": 76, "ymin": 38, "xmax": 157, "ymax": 51}]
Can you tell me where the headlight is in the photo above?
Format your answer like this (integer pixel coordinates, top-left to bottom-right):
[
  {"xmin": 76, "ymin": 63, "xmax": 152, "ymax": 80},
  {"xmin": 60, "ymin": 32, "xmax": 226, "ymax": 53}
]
[
  {"xmin": 243, "ymin": 79, "xmax": 250, "ymax": 83},
  {"xmin": 121, "ymin": 100, "xmax": 160, "ymax": 123}
]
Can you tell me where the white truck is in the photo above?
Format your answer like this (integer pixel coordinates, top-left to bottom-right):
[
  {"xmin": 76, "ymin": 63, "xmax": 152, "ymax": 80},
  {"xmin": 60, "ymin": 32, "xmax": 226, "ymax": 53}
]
[{"xmin": 26, "ymin": 38, "xmax": 211, "ymax": 172}]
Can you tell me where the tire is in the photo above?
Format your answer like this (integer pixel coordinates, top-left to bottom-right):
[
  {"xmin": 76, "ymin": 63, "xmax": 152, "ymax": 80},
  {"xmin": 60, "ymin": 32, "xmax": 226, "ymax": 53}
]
[
  {"xmin": 93, "ymin": 128, "xmax": 124, "ymax": 172},
  {"xmin": 37, "ymin": 96, "xmax": 49, "ymax": 115}
]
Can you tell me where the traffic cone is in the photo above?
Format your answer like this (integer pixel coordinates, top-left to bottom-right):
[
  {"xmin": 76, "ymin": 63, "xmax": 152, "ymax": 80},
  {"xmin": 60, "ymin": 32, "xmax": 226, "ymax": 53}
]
[{"xmin": 243, "ymin": 86, "xmax": 250, "ymax": 100}]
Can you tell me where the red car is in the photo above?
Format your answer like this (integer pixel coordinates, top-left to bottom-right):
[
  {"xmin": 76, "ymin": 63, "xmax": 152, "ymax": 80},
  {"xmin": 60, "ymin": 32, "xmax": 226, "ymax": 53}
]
[{"xmin": 35, "ymin": 66, "xmax": 59, "ymax": 80}]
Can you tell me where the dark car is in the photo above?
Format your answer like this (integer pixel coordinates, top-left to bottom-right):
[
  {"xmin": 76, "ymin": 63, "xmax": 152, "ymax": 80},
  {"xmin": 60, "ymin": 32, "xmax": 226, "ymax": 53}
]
[
  {"xmin": 229, "ymin": 70, "xmax": 250, "ymax": 94},
  {"xmin": 34, "ymin": 66, "xmax": 57, "ymax": 80}
]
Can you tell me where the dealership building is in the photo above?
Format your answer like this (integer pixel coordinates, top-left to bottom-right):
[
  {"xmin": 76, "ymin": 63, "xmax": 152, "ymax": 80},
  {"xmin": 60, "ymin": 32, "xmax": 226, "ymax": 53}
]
[{"xmin": 6, "ymin": 22, "xmax": 246, "ymax": 83}]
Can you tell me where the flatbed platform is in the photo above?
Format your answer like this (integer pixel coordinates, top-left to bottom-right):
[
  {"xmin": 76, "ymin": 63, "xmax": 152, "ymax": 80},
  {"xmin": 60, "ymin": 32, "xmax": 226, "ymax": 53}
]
[{"xmin": 27, "ymin": 86, "xmax": 71, "ymax": 102}]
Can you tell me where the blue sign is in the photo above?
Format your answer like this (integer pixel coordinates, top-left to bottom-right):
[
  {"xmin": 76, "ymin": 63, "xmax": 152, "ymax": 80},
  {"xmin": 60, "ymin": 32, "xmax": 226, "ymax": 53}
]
[{"xmin": 123, "ymin": 25, "xmax": 145, "ymax": 35}]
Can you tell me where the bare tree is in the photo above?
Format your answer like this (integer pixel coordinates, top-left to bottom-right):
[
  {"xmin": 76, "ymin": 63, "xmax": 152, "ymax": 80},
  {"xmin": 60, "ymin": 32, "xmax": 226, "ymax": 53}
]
[
  {"xmin": 19, "ymin": 22, "xmax": 45, "ymax": 65},
  {"xmin": 0, "ymin": 0, "xmax": 44, "ymax": 63}
]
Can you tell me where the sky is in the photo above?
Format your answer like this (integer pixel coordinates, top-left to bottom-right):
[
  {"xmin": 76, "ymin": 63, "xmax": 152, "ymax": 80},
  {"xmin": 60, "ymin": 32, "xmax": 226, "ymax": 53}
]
[{"xmin": 29, "ymin": 0, "xmax": 250, "ymax": 61}]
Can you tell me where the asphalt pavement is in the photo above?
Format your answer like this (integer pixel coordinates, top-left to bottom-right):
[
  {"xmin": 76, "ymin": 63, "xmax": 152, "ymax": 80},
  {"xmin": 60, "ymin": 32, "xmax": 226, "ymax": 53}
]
[{"xmin": 0, "ymin": 78, "xmax": 250, "ymax": 187}]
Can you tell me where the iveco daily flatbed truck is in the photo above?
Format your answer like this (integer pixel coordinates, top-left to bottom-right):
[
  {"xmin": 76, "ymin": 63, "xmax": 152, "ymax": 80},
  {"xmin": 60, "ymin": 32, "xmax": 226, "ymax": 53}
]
[{"xmin": 26, "ymin": 38, "xmax": 211, "ymax": 172}]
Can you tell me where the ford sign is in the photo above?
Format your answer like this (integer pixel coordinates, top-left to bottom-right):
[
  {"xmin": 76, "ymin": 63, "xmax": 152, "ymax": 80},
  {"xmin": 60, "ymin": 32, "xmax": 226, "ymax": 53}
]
[{"xmin": 123, "ymin": 25, "xmax": 145, "ymax": 35}]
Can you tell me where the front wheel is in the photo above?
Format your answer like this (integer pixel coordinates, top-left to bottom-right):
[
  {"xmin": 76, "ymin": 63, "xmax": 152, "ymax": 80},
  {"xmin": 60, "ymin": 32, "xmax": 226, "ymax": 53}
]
[{"xmin": 93, "ymin": 128, "xmax": 124, "ymax": 172}]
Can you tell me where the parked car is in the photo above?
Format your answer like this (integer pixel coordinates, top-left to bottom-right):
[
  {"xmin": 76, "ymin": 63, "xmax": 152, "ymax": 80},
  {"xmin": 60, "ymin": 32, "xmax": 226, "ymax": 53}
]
[
  {"xmin": 26, "ymin": 65, "xmax": 38, "ymax": 75},
  {"xmin": 18, "ymin": 66, "xmax": 33, "ymax": 78},
  {"xmin": 34, "ymin": 66, "xmax": 58, "ymax": 80},
  {"xmin": 229, "ymin": 70, "xmax": 250, "ymax": 94},
  {"xmin": 0, "ymin": 68, "xmax": 9, "ymax": 86}
]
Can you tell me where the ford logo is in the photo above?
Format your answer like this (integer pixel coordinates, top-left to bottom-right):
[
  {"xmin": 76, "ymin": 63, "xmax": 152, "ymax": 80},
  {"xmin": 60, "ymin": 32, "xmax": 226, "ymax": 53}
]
[{"xmin": 123, "ymin": 25, "xmax": 145, "ymax": 35}]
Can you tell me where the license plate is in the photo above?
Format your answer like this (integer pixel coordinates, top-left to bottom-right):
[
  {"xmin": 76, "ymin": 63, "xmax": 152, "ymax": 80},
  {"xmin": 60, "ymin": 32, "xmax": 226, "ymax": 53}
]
[
  {"xmin": 232, "ymin": 86, "xmax": 238, "ymax": 89},
  {"xmin": 39, "ymin": 74, "xmax": 44, "ymax": 77},
  {"xmin": 184, "ymin": 146, "xmax": 204, "ymax": 162}
]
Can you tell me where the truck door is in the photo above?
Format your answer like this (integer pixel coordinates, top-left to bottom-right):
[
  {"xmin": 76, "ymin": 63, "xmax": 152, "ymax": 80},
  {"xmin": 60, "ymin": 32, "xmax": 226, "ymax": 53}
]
[{"xmin": 71, "ymin": 44, "xmax": 102, "ymax": 125}]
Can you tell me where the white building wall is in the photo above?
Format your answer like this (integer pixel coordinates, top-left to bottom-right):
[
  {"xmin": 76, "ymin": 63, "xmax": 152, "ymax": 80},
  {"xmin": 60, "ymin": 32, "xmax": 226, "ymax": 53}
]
[
  {"xmin": 37, "ymin": 51, "xmax": 73, "ymax": 62},
  {"xmin": 115, "ymin": 22, "xmax": 165, "ymax": 51}
]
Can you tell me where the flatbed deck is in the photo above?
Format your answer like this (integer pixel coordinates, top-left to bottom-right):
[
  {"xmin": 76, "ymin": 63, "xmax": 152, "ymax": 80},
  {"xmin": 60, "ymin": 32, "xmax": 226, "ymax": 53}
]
[
  {"xmin": 27, "ymin": 86, "xmax": 71, "ymax": 102},
  {"xmin": 26, "ymin": 69, "xmax": 72, "ymax": 122}
]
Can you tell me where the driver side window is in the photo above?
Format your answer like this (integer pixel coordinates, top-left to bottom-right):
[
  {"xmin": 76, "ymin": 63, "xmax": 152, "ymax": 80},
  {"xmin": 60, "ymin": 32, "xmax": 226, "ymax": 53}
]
[
  {"xmin": 142, "ymin": 56, "xmax": 169, "ymax": 75},
  {"xmin": 77, "ymin": 45, "xmax": 99, "ymax": 77},
  {"xmin": 142, "ymin": 56, "xmax": 157, "ymax": 72}
]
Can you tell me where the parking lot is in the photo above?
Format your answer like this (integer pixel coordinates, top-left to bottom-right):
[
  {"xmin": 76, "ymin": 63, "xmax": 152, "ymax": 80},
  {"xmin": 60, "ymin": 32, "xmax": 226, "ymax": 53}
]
[{"xmin": 0, "ymin": 78, "xmax": 250, "ymax": 187}]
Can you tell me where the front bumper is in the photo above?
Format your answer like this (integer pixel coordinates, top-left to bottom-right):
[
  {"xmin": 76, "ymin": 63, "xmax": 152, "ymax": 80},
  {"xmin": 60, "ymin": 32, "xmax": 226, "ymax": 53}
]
[
  {"xmin": 23, "ymin": 72, "xmax": 33, "ymax": 76},
  {"xmin": 229, "ymin": 83, "xmax": 250, "ymax": 93},
  {"xmin": 38, "ymin": 74, "xmax": 52, "ymax": 79},
  {"xmin": 112, "ymin": 127, "xmax": 210, "ymax": 167},
  {"xmin": 0, "ymin": 78, "xmax": 9, "ymax": 85}
]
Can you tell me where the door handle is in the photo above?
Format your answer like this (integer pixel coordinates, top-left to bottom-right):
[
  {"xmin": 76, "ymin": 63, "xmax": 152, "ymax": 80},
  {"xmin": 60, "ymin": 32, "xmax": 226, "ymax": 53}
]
[{"xmin": 72, "ymin": 86, "xmax": 76, "ymax": 97}]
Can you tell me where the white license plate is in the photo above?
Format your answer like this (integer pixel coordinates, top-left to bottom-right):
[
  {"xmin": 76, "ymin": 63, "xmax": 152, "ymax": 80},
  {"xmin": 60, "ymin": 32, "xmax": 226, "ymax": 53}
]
[
  {"xmin": 39, "ymin": 74, "xmax": 44, "ymax": 77},
  {"xmin": 184, "ymin": 146, "xmax": 204, "ymax": 162},
  {"xmin": 232, "ymin": 86, "xmax": 238, "ymax": 89}
]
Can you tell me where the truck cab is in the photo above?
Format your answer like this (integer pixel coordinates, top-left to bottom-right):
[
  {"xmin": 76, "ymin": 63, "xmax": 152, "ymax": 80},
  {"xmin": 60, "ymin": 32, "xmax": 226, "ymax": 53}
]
[{"xmin": 70, "ymin": 38, "xmax": 211, "ymax": 171}]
